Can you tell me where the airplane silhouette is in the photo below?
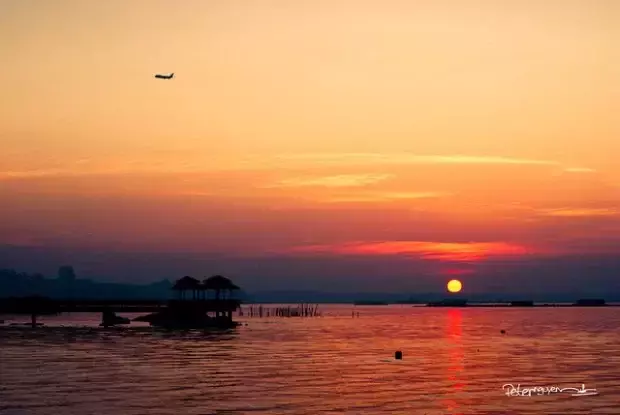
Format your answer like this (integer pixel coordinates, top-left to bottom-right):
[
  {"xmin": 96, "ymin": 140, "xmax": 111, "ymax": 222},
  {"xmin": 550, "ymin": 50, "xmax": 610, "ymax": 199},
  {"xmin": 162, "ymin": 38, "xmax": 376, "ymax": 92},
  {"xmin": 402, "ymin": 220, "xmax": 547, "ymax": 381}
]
[{"xmin": 155, "ymin": 73, "xmax": 174, "ymax": 79}]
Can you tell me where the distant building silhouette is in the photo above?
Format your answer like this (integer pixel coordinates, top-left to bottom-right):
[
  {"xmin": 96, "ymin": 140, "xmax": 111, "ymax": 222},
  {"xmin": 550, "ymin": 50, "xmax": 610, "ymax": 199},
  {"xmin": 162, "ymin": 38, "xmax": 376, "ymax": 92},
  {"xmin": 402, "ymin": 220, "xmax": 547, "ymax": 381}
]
[
  {"xmin": 57, "ymin": 266, "xmax": 76, "ymax": 282},
  {"xmin": 0, "ymin": 268, "xmax": 176, "ymax": 299},
  {"xmin": 58, "ymin": 266, "xmax": 76, "ymax": 299}
]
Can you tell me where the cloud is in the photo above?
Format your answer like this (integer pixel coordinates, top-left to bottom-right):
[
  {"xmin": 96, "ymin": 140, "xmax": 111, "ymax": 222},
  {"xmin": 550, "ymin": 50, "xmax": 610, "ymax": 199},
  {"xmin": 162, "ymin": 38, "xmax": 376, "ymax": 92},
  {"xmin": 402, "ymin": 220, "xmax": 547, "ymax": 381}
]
[
  {"xmin": 320, "ymin": 191, "xmax": 449, "ymax": 203},
  {"xmin": 286, "ymin": 240, "xmax": 529, "ymax": 262},
  {"xmin": 0, "ymin": 167, "xmax": 139, "ymax": 180},
  {"xmin": 537, "ymin": 208, "xmax": 619, "ymax": 218},
  {"xmin": 272, "ymin": 153, "xmax": 561, "ymax": 167},
  {"xmin": 563, "ymin": 167, "xmax": 596, "ymax": 173},
  {"xmin": 261, "ymin": 173, "xmax": 393, "ymax": 188},
  {"xmin": 2, "ymin": 153, "xmax": 590, "ymax": 181},
  {"xmin": 1, "ymin": 153, "xmax": 596, "ymax": 193},
  {"xmin": 0, "ymin": 169, "xmax": 69, "ymax": 179},
  {"xmin": 440, "ymin": 268, "xmax": 476, "ymax": 276}
]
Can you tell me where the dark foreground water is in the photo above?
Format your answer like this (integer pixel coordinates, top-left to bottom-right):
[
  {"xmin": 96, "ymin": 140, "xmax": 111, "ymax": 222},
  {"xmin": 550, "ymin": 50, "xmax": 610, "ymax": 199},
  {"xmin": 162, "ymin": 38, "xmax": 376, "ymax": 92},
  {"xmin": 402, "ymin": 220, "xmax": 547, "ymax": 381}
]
[{"xmin": 1, "ymin": 305, "xmax": 619, "ymax": 414}]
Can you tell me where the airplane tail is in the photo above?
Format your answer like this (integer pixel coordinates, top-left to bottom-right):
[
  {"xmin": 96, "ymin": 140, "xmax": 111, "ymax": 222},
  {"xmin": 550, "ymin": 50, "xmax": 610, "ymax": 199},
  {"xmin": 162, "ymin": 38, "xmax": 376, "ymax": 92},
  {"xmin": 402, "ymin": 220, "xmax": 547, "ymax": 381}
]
[{"xmin": 170, "ymin": 73, "xmax": 174, "ymax": 78}]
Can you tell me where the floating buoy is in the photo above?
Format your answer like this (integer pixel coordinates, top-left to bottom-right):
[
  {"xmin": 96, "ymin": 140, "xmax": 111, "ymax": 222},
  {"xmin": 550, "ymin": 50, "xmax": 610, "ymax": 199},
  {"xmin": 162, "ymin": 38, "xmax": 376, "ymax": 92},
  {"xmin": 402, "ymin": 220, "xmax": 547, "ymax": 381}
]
[
  {"xmin": 395, "ymin": 351, "xmax": 403, "ymax": 360},
  {"xmin": 501, "ymin": 329, "xmax": 506, "ymax": 334}
]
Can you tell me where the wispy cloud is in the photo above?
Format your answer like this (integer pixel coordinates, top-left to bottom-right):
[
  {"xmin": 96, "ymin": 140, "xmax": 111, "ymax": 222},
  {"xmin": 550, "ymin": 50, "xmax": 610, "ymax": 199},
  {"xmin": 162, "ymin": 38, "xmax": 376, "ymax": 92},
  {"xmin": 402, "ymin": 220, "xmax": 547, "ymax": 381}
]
[
  {"xmin": 0, "ymin": 169, "xmax": 69, "ymax": 179},
  {"xmin": 538, "ymin": 208, "xmax": 618, "ymax": 218},
  {"xmin": 261, "ymin": 173, "xmax": 393, "ymax": 188},
  {"xmin": 1, "ymin": 153, "xmax": 594, "ymax": 181},
  {"xmin": 320, "ymin": 191, "xmax": 449, "ymax": 203},
  {"xmin": 273, "ymin": 153, "xmax": 561, "ymax": 167},
  {"xmin": 0, "ymin": 166, "xmax": 138, "ymax": 180},
  {"xmin": 440, "ymin": 268, "xmax": 476, "ymax": 276},
  {"xmin": 286, "ymin": 240, "xmax": 529, "ymax": 262},
  {"xmin": 563, "ymin": 167, "xmax": 596, "ymax": 173}
]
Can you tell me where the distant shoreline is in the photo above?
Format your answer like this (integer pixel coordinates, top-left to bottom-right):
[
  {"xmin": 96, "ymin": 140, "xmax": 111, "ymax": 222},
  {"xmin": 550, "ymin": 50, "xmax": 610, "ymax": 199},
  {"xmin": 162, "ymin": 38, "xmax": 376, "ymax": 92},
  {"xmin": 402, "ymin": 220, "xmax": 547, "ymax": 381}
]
[{"xmin": 242, "ymin": 301, "xmax": 620, "ymax": 308}]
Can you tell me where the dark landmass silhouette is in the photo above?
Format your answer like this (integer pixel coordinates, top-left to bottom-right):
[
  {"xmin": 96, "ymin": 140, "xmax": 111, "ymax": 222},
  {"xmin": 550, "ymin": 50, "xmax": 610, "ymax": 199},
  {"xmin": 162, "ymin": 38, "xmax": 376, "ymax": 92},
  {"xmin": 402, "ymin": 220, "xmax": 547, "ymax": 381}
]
[
  {"xmin": 1, "ymin": 266, "xmax": 619, "ymax": 304},
  {"xmin": 1, "ymin": 267, "xmax": 174, "ymax": 300}
]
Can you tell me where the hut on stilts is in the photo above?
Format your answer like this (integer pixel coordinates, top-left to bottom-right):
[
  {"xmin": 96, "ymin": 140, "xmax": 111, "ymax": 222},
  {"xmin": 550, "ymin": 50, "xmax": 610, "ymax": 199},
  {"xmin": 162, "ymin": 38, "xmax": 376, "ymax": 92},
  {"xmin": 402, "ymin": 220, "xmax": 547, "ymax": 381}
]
[{"xmin": 134, "ymin": 275, "xmax": 242, "ymax": 329}]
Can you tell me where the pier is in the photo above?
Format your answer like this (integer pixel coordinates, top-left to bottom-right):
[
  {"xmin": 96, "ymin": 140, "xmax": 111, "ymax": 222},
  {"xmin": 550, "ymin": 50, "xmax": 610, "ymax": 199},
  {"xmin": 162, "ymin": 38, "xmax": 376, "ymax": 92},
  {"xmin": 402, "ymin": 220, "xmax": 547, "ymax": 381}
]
[
  {"xmin": 0, "ymin": 298, "xmax": 242, "ymax": 314},
  {"xmin": 238, "ymin": 304, "xmax": 321, "ymax": 318},
  {"xmin": 0, "ymin": 275, "xmax": 243, "ymax": 328}
]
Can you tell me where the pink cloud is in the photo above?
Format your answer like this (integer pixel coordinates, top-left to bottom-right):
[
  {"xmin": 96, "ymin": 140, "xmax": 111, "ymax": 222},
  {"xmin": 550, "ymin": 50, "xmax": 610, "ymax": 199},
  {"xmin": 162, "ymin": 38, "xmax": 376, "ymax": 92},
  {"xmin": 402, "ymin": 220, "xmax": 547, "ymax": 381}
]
[{"xmin": 286, "ymin": 240, "xmax": 530, "ymax": 262}]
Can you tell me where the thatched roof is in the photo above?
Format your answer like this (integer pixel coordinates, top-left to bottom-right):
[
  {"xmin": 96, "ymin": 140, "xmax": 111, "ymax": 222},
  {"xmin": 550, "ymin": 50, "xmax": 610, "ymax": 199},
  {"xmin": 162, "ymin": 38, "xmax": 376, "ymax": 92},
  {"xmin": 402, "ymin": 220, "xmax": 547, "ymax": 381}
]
[
  {"xmin": 172, "ymin": 276, "xmax": 201, "ymax": 290},
  {"xmin": 202, "ymin": 275, "xmax": 240, "ymax": 291}
]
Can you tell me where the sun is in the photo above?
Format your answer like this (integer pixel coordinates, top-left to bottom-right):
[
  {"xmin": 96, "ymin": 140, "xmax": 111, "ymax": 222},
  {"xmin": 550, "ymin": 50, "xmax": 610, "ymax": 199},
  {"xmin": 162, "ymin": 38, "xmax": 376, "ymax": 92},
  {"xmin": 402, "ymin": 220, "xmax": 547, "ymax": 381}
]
[{"xmin": 447, "ymin": 279, "xmax": 462, "ymax": 293}]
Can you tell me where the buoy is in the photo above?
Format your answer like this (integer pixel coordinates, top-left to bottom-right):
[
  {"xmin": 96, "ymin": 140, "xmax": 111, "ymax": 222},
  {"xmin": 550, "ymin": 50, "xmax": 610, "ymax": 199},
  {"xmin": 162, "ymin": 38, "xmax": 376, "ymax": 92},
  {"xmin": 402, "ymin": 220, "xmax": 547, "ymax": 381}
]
[
  {"xmin": 501, "ymin": 329, "xmax": 506, "ymax": 334},
  {"xmin": 395, "ymin": 351, "xmax": 403, "ymax": 360}
]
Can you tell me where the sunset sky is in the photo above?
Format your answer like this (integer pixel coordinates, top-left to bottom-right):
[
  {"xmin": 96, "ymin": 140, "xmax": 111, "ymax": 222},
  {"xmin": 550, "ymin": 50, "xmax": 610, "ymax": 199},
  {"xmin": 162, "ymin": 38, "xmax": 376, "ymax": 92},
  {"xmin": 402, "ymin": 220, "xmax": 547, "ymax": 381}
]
[{"xmin": 1, "ymin": 0, "xmax": 619, "ymax": 293}]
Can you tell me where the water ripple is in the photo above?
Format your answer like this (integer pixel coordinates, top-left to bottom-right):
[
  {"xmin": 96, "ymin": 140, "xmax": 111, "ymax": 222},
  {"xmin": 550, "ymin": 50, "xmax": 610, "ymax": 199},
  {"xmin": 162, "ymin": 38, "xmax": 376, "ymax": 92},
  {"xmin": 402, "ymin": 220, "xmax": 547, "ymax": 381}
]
[{"xmin": 1, "ymin": 306, "xmax": 619, "ymax": 414}]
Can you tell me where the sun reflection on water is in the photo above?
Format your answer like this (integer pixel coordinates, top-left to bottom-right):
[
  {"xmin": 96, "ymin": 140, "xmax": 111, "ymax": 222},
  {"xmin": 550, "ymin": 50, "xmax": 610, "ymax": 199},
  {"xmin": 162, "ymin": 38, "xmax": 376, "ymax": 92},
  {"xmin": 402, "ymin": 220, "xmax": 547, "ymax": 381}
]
[{"xmin": 442, "ymin": 308, "xmax": 465, "ymax": 414}]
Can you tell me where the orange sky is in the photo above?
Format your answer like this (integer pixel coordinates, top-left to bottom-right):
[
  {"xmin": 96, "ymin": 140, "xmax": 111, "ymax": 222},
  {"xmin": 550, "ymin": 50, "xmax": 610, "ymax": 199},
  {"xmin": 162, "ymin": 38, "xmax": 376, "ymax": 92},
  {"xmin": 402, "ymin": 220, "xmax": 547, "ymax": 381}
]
[{"xmin": 1, "ymin": 0, "xmax": 619, "ymax": 284}]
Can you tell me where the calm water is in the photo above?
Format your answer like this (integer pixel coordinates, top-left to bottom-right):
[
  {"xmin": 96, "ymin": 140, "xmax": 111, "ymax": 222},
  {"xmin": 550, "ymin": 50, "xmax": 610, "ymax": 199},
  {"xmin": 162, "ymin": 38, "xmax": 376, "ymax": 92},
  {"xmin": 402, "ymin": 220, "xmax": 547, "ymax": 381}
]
[{"xmin": 1, "ymin": 305, "xmax": 619, "ymax": 414}]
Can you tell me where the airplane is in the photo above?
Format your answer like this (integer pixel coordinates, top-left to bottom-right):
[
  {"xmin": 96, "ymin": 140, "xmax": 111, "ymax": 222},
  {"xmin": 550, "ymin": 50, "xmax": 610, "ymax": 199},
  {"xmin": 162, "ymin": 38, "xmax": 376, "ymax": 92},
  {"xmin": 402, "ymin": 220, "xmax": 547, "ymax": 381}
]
[{"xmin": 155, "ymin": 73, "xmax": 174, "ymax": 79}]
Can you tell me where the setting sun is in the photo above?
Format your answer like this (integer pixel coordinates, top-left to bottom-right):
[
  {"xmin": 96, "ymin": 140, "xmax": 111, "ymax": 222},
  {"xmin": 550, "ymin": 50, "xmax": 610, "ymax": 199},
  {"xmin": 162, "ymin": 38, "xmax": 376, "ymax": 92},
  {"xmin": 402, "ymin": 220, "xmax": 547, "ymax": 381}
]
[{"xmin": 447, "ymin": 279, "xmax": 463, "ymax": 293}]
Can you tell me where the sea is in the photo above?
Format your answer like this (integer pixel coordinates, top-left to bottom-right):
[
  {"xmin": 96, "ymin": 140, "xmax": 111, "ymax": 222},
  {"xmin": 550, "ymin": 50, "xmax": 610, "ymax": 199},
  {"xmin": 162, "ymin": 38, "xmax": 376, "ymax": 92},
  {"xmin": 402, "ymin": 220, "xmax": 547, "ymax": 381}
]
[{"xmin": 1, "ymin": 305, "xmax": 619, "ymax": 414}]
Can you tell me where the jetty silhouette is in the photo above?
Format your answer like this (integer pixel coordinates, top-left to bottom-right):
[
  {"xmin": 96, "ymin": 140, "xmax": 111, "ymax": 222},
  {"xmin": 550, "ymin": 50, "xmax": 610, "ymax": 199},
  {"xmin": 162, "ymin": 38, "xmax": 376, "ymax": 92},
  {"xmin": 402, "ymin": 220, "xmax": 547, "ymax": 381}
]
[{"xmin": 0, "ymin": 275, "xmax": 243, "ymax": 329}]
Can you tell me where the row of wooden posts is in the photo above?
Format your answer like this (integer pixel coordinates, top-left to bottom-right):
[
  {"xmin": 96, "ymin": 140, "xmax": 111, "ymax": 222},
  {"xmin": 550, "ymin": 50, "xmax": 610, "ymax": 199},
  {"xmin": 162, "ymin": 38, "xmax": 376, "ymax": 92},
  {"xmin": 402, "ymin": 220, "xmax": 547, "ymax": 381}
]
[{"xmin": 238, "ymin": 304, "xmax": 321, "ymax": 318}]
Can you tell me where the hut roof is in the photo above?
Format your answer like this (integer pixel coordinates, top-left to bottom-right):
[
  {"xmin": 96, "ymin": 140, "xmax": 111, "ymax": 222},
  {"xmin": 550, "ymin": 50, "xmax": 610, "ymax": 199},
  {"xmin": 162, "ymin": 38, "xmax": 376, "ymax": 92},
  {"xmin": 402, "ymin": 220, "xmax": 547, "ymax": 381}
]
[
  {"xmin": 172, "ymin": 276, "xmax": 201, "ymax": 290},
  {"xmin": 202, "ymin": 275, "xmax": 240, "ymax": 290}
]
